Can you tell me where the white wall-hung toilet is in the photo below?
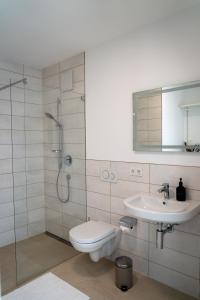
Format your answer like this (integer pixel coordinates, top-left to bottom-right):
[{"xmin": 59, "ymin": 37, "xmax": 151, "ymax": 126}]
[{"xmin": 69, "ymin": 220, "xmax": 121, "ymax": 262}]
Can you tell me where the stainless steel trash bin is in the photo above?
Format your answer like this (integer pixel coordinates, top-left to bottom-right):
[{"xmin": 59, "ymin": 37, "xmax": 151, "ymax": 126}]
[{"xmin": 115, "ymin": 256, "xmax": 133, "ymax": 291}]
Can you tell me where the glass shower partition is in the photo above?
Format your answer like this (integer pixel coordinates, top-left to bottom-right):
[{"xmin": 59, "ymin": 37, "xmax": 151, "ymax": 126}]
[{"xmin": 0, "ymin": 54, "xmax": 86, "ymax": 296}]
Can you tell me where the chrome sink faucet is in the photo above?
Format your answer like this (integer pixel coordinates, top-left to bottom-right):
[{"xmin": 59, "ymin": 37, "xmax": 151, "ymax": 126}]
[{"xmin": 158, "ymin": 183, "xmax": 170, "ymax": 199}]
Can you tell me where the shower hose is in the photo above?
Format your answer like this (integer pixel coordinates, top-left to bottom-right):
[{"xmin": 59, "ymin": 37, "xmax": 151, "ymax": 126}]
[{"xmin": 56, "ymin": 167, "xmax": 71, "ymax": 203}]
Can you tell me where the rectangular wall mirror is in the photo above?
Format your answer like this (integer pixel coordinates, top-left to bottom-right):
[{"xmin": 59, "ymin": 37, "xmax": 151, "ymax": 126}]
[{"xmin": 133, "ymin": 80, "xmax": 200, "ymax": 152}]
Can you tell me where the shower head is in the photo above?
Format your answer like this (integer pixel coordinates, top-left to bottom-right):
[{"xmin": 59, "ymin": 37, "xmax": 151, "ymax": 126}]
[
  {"xmin": 45, "ymin": 112, "xmax": 62, "ymax": 127},
  {"xmin": 45, "ymin": 112, "xmax": 55, "ymax": 120},
  {"xmin": 23, "ymin": 78, "xmax": 28, "ymax": 85}
]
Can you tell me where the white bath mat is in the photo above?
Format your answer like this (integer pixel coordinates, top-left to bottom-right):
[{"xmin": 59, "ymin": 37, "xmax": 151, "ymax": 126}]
[{"xmin": 2, "ymin": 272, "xmax": 90, "ymax": 300}]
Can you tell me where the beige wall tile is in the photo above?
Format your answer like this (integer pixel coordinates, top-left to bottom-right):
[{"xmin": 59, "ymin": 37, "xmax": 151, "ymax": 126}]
[
  {"xmin": 87, "ymin": 175, "xmax": 110, "ymax": 195},
  {"xmin": 111, "ymin": 161, "xmax": 149, "ymax": 183},
  {"xmin": 87, "ymin": 206, "xmax": 110, "ymax": 223},
  {"xmin": 42, "ymin": 63, "xmax": 59, "ymax": 78},
  {"xmin": 110, "ymin": 213, "xmax": 123, "ymax": 226},
  {"xmin": 46, "ymin": 208, "xmax": 62, "ymax": 224},
  {"xmin": 43, "ymin": 88, "xmax": 60, "ymax": 104},
  {"xmin": 70, "ymin": 174, "xmax": 85, "ymax": 190},
  {"xmin": 43, "ymin": 74, "xmax": 59, "ymax": 89},
  {"xmin": 113, "ymin": 248, "xmax": 149, "ymax": 275},
  {"xmin": 0, "ymin": 230, "xmax": 15, "ymax": 247},
  {"xmin": 62, "ymin": 98, "xmax": 84, "ymax": 114},
  {"xmin": 149, "ymin": 262, "xmax": 199, "ymax": 298},
  {"xmin": 0, "ymin": 202, "xmax": 14, "ymax": 218},
  {"xmin": 111, "ymin": 180, "xmax": 149, "ymax": 198},
  {"xmin": 62, "ymin": 202, "xmax": 86, "ymax": 220},
  {"xmin": 24, "ymin": 66, "xmax": 42, "ymax": 79},
  {"xmin": 62, "ymin": 213, "xmax": 83, "ymax": 229},
  {"xmin": 149, "ymin": 243, "xmax": 199, "ymax": 279},
  {"xmin": 28, "ymin": 221, "xmax": 45, "ymax": 237},
  {"xmin": 45, "ymin": 195, "xmax": 62, "ymax": 212},
  {"xmin": 110, "ymin": 196, "xmax": 125, "ymax": 215},
  {"xmin": 87, "ymin": 191, "xmax": 110, "ymax": 211},
  {"xmin": 86, "ymin": 159, "xmax": 110, "ymax": 177},
  {"xmin": 0, "ymin": 216, "xmax": 14, "ymax": 233},
  {"xmin": 61, "ymin": 113, "xmax": 85, "ymax": 129},
  {"xmin": 64, "ymin": 128, "xmax": 85, "ymax": 143},
  {"xmin": 175, "ymin": 214, "xmax": 200, "ymax": 235},
  {"xmin": 46, "ymin": 222, "xmax": 64, "ymax": 238},
  {"xmin": 69, "ymin": 188, "xmax": 86, "ymax": 206},
  {"xmin": 73, "ymin": 81, "xmax": 85, "ymax": 95},
  {"xmin": 150, "ymin": 164, "xmax": 200, "ymax": 190},
  {"xmin": 150, "ymin": 183, "xmax": 200, "ymax": 201},
  {"xmin": 119, "ymin": 234, "xmax": 149, "ymax": 259},
  {"xmin": 149, "ymin": 223, "xmax": 200, "ymax": 257},
  {"xmin": 150, "ymin": 183, "xmax": 176, "ymax": 199},
  {"xmin": 65, "ymin": 158, "xmax": 85, "ymax": 175},
  {"xmin": 64, "ymin": 143, "xmax": 85, "ymax": 159},
  {"xmin": 111, "ymin": 213, "xmax": 149, "ymax": 241},
  {"xmin": 73, "ymin": 65, "xmax": 84, "ymax": 83},
  {"xmin": 60, "ymin": 53, "xmax": 84, "ymax": 72}
]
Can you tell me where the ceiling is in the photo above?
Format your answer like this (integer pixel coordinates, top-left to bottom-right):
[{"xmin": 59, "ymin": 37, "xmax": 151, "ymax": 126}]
[{"xmin": 0, "ymin": 0, "xmax": 199, "ymax": 69}]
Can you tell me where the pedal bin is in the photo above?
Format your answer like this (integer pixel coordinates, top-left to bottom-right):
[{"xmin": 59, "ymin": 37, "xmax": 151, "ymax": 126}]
[{"xmin": 115, "ymin": 256, "xmax": 133, "ymax": 291}]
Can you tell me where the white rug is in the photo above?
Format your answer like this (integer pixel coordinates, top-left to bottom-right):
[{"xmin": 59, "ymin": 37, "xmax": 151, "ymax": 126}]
[{"xmin": 2, "ymin": 273, "xmax": 90, "ymax": 300}]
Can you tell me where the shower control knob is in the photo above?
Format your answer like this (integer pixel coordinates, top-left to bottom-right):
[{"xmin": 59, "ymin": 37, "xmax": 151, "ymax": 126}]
[{"xmin": 64, "ymin": 155, "xmax": 72, "ymax": 166}]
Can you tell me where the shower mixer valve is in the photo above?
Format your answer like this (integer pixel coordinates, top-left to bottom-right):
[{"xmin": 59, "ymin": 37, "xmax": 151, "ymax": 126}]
[{"xmin": 64, "ymin": 155, "xmax": 72, "ymax": 166}]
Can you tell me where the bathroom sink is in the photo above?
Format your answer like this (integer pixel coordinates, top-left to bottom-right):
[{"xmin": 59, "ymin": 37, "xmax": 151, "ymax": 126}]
[{"xmin": 124, "ymin": 194, "xmax": 200, "ymax": 224}]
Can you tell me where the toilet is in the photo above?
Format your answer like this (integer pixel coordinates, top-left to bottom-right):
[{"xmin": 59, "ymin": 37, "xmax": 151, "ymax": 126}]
[{"xmin": 69, "ymin": 220, "xmax": 121, "ymax": 262}]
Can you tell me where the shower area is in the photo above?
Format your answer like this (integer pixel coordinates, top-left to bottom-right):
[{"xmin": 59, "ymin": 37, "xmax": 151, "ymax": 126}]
[{"xmin": 0, "ymin": 53, "xmax": 86, "ymax": 295}]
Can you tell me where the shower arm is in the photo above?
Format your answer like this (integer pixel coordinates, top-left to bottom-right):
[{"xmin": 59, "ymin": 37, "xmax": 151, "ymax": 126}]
[{"xmin": 0, "ymin": 78, "xmax": 27, "ymax": 91}]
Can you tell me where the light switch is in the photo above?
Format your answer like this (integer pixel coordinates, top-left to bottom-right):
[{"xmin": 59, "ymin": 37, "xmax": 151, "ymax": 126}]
[{"xmin": 136, "ymin": 168, "xmax": 143, "ymax": 177}]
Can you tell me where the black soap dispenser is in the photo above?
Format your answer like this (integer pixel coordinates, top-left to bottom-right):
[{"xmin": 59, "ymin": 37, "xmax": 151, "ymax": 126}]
[{"xmin": 176, "ymin": 178, "xmax": 186, "ymax": 201}]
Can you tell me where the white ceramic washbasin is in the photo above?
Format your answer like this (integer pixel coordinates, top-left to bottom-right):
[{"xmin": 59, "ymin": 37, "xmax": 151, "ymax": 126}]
[{"xmin": 124, "ymin": 194, "xmax": 200, "ymax": 224}]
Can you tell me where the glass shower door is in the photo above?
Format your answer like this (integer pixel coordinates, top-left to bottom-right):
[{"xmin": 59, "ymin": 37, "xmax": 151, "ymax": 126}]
[{"xmin": 0, "ymin": 54, "xmax": 86, "ymax": 296}]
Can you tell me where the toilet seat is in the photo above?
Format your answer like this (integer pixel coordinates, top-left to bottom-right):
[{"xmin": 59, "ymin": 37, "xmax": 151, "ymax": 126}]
[
  {"xmin": 69, "ymin": 220, "xmax": 121, "ymax": 261},
  {"xmin": 69, "ymin": 220, "xmax": 116, "ymax": 244},
  {"xmin": 70, "ymin": 231, "xmax": 117, "ymax": 253}
]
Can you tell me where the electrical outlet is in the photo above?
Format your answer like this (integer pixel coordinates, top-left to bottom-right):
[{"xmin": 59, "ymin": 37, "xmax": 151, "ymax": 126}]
[
  {"xmin": 130, "ymin": 168, "xmax": 135, "ymax": 176},
  {"xmin": 130, "ymin": 167, "xmax": 143, "ymax": 177},
  {"xmin": 136, "ymin": 168, "xmax": 143, "ymax": 177}
]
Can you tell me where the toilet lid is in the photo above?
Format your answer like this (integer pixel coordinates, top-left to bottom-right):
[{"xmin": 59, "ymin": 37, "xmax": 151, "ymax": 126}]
[{"xmin": 69, "ymin": 221, "xmax": 116, "ymax": 244}]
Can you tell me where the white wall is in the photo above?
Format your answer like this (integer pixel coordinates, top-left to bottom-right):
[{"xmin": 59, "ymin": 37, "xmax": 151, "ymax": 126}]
[{"xmin": 85, "ymin": 6, "xmax": 200, "ymax": 166}]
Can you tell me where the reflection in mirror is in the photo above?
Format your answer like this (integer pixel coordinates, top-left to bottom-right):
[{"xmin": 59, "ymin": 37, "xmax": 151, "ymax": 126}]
[{"xmin": 133, "ymin": 81, "xmax": 200, "ymax": 152}]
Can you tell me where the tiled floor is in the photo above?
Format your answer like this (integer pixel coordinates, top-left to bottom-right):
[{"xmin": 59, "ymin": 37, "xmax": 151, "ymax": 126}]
[
  {"xmin": 1, "ymin": 237, "xmax": 197, "ymax": 299},
  {"xmin": 52, "ymin": 254, "xmax": 196, "ymax": 300},
  {"xmin": 0, "ymin": 233, "xmax": 78, "ymax": 295}
]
